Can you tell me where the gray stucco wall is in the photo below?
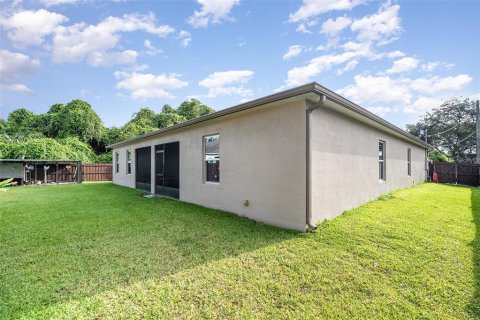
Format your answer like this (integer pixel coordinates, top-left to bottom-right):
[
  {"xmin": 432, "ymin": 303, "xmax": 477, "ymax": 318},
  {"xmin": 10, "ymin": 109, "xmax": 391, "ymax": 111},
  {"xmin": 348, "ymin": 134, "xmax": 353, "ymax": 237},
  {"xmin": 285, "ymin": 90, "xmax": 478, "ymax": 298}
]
[
  {"xmin": 310, "ymin": 103, "xmax": 427, "ymax": 224},
  {"xmin": 112, "ymin": 99, "xmax": 307, "ymax": 231}
]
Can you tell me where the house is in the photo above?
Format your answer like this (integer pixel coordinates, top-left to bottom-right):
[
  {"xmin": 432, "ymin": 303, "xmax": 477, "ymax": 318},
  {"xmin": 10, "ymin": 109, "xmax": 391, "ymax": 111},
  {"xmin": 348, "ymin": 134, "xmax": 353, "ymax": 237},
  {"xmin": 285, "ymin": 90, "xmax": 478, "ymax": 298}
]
[{"xmin": 108, "ymin": 82, "xmax": 430, "ymax": 231}]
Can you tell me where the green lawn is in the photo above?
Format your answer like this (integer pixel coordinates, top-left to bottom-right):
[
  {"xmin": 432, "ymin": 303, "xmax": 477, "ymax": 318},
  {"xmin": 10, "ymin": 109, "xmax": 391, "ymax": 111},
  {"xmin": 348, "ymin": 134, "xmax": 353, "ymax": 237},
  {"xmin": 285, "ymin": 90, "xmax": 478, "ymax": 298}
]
[{"xmin": 0, "ymin": 182, "xmax": 478, "ymax": 319}]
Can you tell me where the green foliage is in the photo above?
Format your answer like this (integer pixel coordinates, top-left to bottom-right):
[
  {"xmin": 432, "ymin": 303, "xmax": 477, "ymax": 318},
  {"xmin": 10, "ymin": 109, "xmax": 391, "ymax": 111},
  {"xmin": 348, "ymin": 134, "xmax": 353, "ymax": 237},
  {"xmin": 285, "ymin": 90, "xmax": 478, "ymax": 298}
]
[
  {"xmin": 96, "ymin": 152, "xmax": 113, "ymax": 163},
  {"xmin": 161, "ymin": 104, "xmax": 176, "ymax": 113},
  {"xmin": 46, "ymin": 100, "xmax": 105, "ymax": 143},
  {"xmin": 428, "ymin": 149, "xmax": 453, "ymax": 162},
  {"xmin": 2, "ymin": 98, "xmax": 214, "ymax": 163},
  {"xmin": 2, "ymin": 137, "xmax": 96, "ymax": 162},
  {"xmin": 177, "ymin": 99, "xmax": 215, "ymax": 120},
  {"xmin": 130, "ymin": 108, "xmax": 157, "ymax": 127},
  {"xmin": 156, "ymin": 112, "xmax": 186, "ymax": 129},
  {"xmin": 117, "ymin": 121, "xmax": 158, "ymax": 141},
  {"xmin": 0, "ymin": 178, "xmax": 13, "ymax": 188},
  {"xmin": 406, "ymin": 97, "xmax": 476, "ymax": 161}
]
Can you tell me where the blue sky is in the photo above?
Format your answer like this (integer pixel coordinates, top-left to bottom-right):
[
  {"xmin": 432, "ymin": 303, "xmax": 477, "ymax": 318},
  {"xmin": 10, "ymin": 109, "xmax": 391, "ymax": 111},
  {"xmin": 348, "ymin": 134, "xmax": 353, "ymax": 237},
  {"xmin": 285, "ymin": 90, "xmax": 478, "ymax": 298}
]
[{"xmin": 0, "ymin": 0, "xmax": 479, "ymax": 129}]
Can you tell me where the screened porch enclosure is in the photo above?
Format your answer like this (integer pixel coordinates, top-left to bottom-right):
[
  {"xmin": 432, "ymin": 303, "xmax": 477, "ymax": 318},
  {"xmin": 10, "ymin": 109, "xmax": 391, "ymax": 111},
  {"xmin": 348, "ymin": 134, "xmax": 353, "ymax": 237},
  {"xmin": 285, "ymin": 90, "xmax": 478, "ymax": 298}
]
[
  {"xmin": 135, "ymin": 146, "xmax": 151, "ymax": 192},
  {"xmin": 155, "ymin": 141, "xmax": 180, "ymax": 199}
]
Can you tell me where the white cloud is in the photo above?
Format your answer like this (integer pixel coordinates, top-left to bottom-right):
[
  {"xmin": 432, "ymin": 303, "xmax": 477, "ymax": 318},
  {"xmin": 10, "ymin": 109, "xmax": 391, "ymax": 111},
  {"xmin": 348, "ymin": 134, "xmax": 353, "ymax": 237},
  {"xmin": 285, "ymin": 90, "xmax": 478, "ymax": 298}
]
[
  {"xmin": 337, "ymin": 73, "xmax": 473, "ymax": 115},
  {"xmin": 289, "ymin": 0, "xmax": 365, "ymax": 23},
  {"xmin": 283, "ymin": 45, "xmax": 303, "ymax": 60},
  {"xmin": 187, "ymin": 0, "xmax": 240, "ymax": 28},
  {"xmin": 144, "ymin": 39, "xmax": 162, "ymax": 56},
  {"xmin": 114, "ymin": 71, "xmax": 188, "ymax": 99},
  {"xmin": 51, "ymin": 13, "xmax": 174, "ymax": 66},
  {"xmin": 89, "ymin": 50, "xmax": 138, "ymax": 67},
  {"xmin": 39, "ymin": 0, "xmax": 82, "ymax": 6},
  {"xmin": 178, "ymin": 30, "xmax": 192, "ymax": 47},
  {"xmin": 420, "ymin": 61, "xmax": 454, "ymax": 72},
  {"xmin": 338, "ymin": 74, "xmax": 412, "ymax": 105},
  {"xmin": 404, "ymin": 96, "xmax": 443, "ymax": 114},
  {"xmin": 386, "ymin": 50, "xmax": 405, "ymax": 58},
  {"xmin": 409, "ymin": 74, "xmax": 472, "ymax": 95},
  {"xmin": 320, "ymin": 16, "xmax": 352, "ymax": 37},
  {"xmin": 1, "ymin": 83, "xmax": 34, "ymax": 95},
  {"xmin": 350, "ymin": 3, "xmax": 401, "ymax": 44},
  {"xmin": 0, "ymin": 9, "xmax": 68, "ymax": 47},
  {"xmin": 386, "ymin": 57, "xmax": 419, "ymax": 74},
  {"xmin": 0, "ymin": 49, "xmax": 40, "ymax": 95},
  {"xmin": 0, "ymin": 49, "xmax": 40, "ymax": 77},
  {"xmin": 281, "ymin": 41, "xmax": 378, "ymax": 87},
  {"xmin": 199, "ymin": 70, "xmax": 254, "ymax": 97},
  {"xmin": 337, "ymin": 59, "xmax": 358, "ymax": 75}
]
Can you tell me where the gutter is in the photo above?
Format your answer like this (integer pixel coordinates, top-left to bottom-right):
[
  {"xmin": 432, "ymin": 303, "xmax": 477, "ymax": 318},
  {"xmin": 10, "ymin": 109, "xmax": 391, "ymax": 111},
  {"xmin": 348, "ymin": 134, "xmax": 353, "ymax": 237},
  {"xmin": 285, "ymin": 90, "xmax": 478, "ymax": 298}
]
[{"xmin": 305, "ymin": 94, "xmax": 326, "ymax": 230}]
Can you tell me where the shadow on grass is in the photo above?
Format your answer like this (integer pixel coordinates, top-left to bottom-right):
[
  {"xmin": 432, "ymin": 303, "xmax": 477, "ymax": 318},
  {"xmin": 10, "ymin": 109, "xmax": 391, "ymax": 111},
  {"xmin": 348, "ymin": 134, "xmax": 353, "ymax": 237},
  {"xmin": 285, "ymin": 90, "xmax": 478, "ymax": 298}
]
[
  {"xmin": 0, "ymin": 183, "xmax": 301, "ymax": 318},
  {"xmin": 469, "ymin": 187, "xmax": 480, "ymax": 318}
]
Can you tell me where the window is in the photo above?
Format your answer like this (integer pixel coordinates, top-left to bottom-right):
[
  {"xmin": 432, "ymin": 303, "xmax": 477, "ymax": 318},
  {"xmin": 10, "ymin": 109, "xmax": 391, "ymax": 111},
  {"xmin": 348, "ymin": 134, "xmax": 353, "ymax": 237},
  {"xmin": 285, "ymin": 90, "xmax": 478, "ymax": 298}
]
[
  {"xmin": 115, "ymin": 152, "xmax": 119, "ymax": 173},
  {"xmin": 204, "ymin": 134, "xmax": 220, "ymax": 182},
  {"xmin": 127, "ymin": 150, "xmax": 132, "ymax": 175},
  {"xmin": 407, "ymin": 148, "xmax": 411, "ymax": 176},
  {"xmin": 379, "ymin": 141, "xmax": 386, "ymax": 181}
]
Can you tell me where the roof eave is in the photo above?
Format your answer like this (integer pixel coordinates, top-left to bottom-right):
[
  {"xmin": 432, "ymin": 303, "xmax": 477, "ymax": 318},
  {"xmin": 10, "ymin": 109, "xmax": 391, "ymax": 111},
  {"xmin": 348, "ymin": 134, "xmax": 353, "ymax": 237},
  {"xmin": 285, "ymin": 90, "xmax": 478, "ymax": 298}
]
[
  {"xmin": 107, "ymin": 82, "xmax": 431, "ymax": 150},
  {"xmin": 312, "ymin": 83, "xmax": 432, "ymax": 149},
  {"xmin": 106, "ymin": 82, "xmax": 317, "ymax": 149}
]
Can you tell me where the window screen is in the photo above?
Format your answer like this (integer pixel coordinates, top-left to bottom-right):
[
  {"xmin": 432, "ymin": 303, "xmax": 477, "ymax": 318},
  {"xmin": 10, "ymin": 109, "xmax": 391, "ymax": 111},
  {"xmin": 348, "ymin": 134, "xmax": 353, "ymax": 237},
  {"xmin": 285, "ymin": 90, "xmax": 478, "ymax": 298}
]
[
  {"xmin": 204, "ymin": 134, "xmax": 219, "ymax": 183},
  {"xmin": 379, "ymin": 141, "xmax": 385, "ymax": 180}
]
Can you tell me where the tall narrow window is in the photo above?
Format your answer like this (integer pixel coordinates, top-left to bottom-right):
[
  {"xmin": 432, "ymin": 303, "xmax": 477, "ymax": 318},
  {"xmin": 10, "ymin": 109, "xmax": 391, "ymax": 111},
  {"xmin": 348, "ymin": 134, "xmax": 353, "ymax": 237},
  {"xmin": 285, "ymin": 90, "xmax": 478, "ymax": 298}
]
[
  {"xmin": 204, "ymin": 134, "xmax": 220, "ymax": 183},
  {"xmin": 115, "ymin": 152, "xmax": 119, "ymax": 173},
  {"xmin": 407, "ymin": 148, "xmax": 411, "ymax": 176},
  {"xmin": 379, "ymin": 141, "xmax": 386, "ymax": 181},
  {"xmin": 127, "ymin": 150, "xmax": 132, "ymax": 175}
]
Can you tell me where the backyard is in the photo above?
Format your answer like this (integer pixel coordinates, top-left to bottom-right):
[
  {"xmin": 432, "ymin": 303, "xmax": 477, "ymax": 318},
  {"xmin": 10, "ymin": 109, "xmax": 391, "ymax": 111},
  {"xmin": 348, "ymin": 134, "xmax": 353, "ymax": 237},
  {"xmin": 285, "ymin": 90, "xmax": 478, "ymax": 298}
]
[{"xmin": 0, "ymin": 182, "xmax": 478, "ymax": 319}]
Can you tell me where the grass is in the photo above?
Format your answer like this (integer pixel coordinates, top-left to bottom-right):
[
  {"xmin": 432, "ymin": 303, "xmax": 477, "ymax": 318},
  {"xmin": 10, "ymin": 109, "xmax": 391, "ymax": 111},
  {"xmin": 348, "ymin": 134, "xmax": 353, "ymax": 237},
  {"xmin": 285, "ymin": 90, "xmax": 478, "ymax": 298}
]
[{"xmin": 0, "ymin": 182, "xmax": 478, "ymax": 319}]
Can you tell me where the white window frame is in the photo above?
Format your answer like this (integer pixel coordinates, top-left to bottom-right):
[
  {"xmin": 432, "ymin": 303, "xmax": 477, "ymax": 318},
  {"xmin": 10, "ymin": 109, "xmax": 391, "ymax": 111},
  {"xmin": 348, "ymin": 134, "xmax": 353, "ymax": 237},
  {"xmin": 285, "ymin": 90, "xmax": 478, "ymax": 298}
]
[
  {"xmin": 203, "ymin": 134, "xmax": 220, "ymax": 184},
  {"xmin": 379, "ymin": 140, "xmax": 386, "ymax": 181},
  {"xmin": 126, "ymin": 150, "xmax": 132, "ymax": 175}
]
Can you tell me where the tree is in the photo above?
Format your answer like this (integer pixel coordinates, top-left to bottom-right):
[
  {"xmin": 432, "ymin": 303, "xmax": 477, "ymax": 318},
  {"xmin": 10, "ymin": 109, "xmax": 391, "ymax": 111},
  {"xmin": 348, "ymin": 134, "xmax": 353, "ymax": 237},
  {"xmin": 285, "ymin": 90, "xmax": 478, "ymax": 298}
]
[
  {"xmin": 161, "ymin": 104, "xmax": 176, "ymax": 114},
  {"xmin": 176, "ymin": 99, "xmax": 215, "ymax": 120},
  {"xmin": 406, "ymin": 98, "xmax": 476, "ymax": 161},
  {"xmin": 156, "ymin": 112, "xmax": 185, "ymax": 129},
  {"xmin": 130, "ymin": 108, "xmax": 157, "ymax": 127},
  {"xmin": 47, "ymin": 100, "xmax": 105, "ymax": 143},
  {"xmin": 118, "ymin": 121, "xmax": 157, "ymax": 141}
]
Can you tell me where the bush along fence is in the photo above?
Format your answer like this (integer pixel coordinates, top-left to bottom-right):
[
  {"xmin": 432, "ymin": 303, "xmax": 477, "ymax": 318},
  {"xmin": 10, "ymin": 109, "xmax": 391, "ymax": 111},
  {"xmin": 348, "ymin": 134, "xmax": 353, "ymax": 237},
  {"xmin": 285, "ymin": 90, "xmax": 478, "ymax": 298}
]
[
  {"xmin": 429, "ymin": 162, "xmax": 480, "ymax": 186},
  {"xmin": 0, "ymin": 160, "xmax": 112, "ymax": 185}
]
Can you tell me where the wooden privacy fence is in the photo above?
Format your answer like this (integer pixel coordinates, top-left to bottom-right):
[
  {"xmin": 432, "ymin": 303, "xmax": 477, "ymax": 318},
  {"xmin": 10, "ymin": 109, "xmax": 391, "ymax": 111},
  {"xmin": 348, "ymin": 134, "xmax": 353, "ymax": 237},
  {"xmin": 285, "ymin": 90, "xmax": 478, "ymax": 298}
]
[
  {"xmin": 430, "ymin": 162, "xmax": 480, "ymax": 186},
  {"xmin": 82, "ymin": 163, "xmax": 112, "ymax": 181},
  {"xmin": 44, "ymin": 163, "xmax": 112, "ymax": 182}
]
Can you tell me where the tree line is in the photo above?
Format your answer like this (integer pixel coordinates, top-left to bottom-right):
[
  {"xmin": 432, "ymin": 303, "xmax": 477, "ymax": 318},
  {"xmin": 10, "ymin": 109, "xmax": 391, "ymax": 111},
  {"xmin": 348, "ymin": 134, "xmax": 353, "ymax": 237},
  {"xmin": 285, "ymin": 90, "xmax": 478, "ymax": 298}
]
[
  {"xmin": 0, "ymin": 99, "xmax": 214, "ymax": 162},
  {"xmin": 1, "ymin": 96, "xmax": 476, "ymax": 163}
]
